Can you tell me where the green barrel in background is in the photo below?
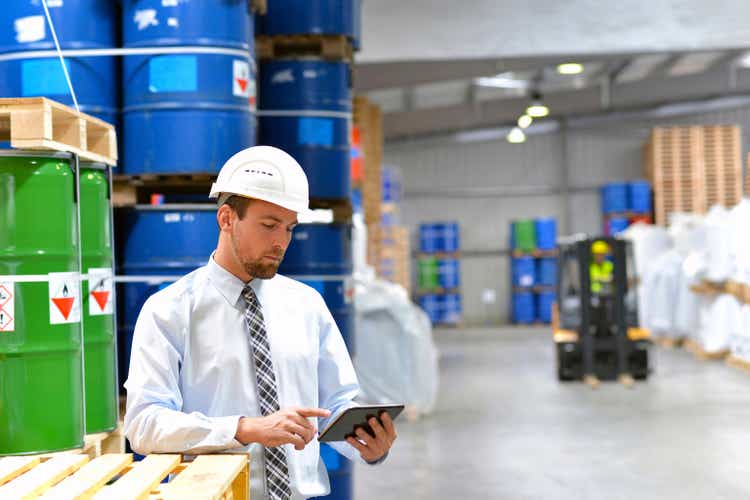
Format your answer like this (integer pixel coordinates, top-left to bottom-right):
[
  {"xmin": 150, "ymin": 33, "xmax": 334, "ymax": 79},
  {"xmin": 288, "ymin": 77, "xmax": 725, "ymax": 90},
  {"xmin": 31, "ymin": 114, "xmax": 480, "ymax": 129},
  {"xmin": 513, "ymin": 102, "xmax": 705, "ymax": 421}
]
[
  {"xmin": 0, "ymin": 151, "xmax": 84, "ymax": 455},
  {"xmin": 418, "ymin": 256, "xmax": 439, "ymax": 291},
  {"xmin": 512, "ymin": 219, "xmax": 536, "ymax": 252},
  {"xmin": 80, "ymin": 164, "xmax": 117, "ymax": 433}
]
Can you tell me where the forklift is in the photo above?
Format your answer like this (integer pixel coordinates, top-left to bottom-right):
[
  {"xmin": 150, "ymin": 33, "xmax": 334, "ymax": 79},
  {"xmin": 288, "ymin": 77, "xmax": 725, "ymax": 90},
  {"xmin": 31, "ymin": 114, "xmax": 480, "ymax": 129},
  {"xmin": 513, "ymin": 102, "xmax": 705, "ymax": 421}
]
[{"xmin": 553, "ymin": 236, "xmax": 652, "ymax": 388}]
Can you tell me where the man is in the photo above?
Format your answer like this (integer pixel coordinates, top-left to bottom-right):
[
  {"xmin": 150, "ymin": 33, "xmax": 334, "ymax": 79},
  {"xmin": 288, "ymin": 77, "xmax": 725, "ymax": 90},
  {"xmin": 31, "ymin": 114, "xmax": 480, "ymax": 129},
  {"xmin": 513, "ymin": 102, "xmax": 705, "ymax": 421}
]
[
  {"xmin": 124, "ymin": 146, "xmax": 397, "ymax": 499},
  {"xmin": 589, "ymin": 240, "xmax": 614, "ymax": 294}
]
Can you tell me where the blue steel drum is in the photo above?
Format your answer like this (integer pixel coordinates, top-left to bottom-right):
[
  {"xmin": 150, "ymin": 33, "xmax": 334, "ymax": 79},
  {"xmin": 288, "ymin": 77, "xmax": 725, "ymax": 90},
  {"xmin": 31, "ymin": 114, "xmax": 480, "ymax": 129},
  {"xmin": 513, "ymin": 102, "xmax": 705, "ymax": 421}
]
[
  {"xmin": 442, "ymin": 222, "xmax": 460, "ymax": 253},
  {"xmin": 312, "ymin": 443, "xmax": 353, "ymax": 500},
  {"xmin": 0, "ymin": 1, "xmax": 118, "ymax": 125},
  {"xmin": 607, "ymin": 217, "xmax": 630, "ymax": 236},
  {"xmin": 601, "ymin": 182, "xmax": 628, "ymax": 214},
  {"xmin": 257, "ymin": 0, "xmax": 360, "ymax": 42},
  {"xmin": 121, "ymin": 0, "xmax": 255, "ymax": 174},
  {"xmin": 536, "ymin": 291, "xmax": 556, "ymax": 324},
  {"xmin": 116, "ymin": 205, "xmax": 217, "ymax": 389},
  {"xmin": 279, "ymin": 223, "xmax": 354, "ymax": 351},
  {"xmin": 534, "ymin": 218, "xmax": 557, "ymax": 251},
  {"xmin": 628, "ymin": 180, "xmax": 652, "ymax": 214},
  {"xmin": 442, "ymin": 294, "xmax": 462, "ymax": 324},
  {"xmin": 512, "ymin": 292, "xmax": 535, "ymax": 324},
  {"xmin": 511, "ymin": 257, "xmax": 536, "ymax": 288},
  {"xmin": 419, "ymin": 224, "xmax": 440, "ymax": 253},
  {"xmin": 419, "ymin": 295, "xmax": 442, "ymax": 324},
  {"xmin": 438, "ymin": 258, "xmax": 460, "ymax": 289},
  {"xmin": 258, "ymin": 60, "xmax": 351, "ymax": 200},
  {"xmin": 536, "ymin": 257, "xmax": 557, "ymax": 287}
]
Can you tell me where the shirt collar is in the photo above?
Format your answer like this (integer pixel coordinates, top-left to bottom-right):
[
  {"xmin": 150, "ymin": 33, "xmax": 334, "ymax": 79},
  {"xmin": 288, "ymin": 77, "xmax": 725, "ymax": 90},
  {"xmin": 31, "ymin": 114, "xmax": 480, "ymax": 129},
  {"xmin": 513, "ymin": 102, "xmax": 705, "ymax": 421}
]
[{"xmin": 207, "ymin": 252, "xmax": 262, "ymax": 307}]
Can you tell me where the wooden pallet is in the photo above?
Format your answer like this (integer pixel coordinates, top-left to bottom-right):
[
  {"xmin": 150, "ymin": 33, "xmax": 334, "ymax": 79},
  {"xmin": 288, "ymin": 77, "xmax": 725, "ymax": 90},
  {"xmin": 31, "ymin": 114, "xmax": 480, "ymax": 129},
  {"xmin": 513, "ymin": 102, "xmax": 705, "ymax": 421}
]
[
  {"xmin": 30, "ymin": 424, "xmax": 126, "ymax": 462},
  {"xmin": 251, "ymin": 0, "xmax": 267, "ymax": 14},
  {"xmin": 702, "ymin": 125, "xmax": 742, "ymax": 208},
  {"xmin": 113, "ymin": 174, "xmax": 215, "ymax": 207},
  {"xmin": 510, "ymin": 249, "xmax": 559, "ymax": 258},
  {"xmin": 683, "ymin": 338, "xmax": 729, "ymax": 361},
  {"xmin": 655, "ymin": 336, "xmax": 685, "ymax": 349},
  {"xmin": 256, "ymin": 34, "xmax": 353, "ymax": 61},
  {"xmin": 0, "ymin": 97, "xmax": 117, "ymax": 166},
  {"xmin": 726, "ymin": 354, "xmax": 750, "ymax": 374},
  {"xmin": 0, "ymin": 453, "xmax": 248, "ymax": 500},
  {"xmin": 354, "ymin": 97, "xmax": 383, "ymax": 226}
]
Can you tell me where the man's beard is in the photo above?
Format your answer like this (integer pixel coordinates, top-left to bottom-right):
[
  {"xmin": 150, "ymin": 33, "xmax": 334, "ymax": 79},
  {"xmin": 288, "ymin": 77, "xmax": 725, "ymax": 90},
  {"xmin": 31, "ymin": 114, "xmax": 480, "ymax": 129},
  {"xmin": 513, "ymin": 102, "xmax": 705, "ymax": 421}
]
[
  {"xmin": 243, "ymin": 260, "xmax": 279, "ymax": 279},
  {"xmin": 231, "ymin": 231, "xmax": 282, "ymax": 279}
]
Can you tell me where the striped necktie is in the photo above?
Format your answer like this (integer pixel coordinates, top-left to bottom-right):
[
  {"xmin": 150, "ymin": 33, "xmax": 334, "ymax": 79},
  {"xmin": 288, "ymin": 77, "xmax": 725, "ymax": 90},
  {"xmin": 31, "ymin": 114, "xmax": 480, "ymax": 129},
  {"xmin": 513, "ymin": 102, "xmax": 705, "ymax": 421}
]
[{"xmin": 242, "ymin": 285, "xmax": 292, "ymax": 500}]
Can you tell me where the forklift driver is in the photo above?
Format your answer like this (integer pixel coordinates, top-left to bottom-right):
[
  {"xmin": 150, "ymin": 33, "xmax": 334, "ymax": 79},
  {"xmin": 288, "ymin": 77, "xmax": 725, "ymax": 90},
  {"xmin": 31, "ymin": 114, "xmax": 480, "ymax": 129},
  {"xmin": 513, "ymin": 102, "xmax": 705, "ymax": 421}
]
[{"xmin": 589, "ymin": 240, "xmax": 614, "ymax": 294}]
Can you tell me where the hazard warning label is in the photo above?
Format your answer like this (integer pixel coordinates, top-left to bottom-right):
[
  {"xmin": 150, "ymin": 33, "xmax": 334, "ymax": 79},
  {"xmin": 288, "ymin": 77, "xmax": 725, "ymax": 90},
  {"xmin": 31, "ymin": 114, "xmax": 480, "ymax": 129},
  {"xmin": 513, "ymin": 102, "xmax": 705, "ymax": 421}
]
[
  {"xmin": 0, "ymin": 282, "xmax": 14, "ymax": 332},
  {"xmin": 233, "ymin": 59, "xmax": 251, "ymax": 98},
  {"xmin": 49, "ymin": 272, "xmax": 81, "ymax": 325},
  {"xmin": 88, "ymin": 268, "xmax": 113, "ymax": 316}
]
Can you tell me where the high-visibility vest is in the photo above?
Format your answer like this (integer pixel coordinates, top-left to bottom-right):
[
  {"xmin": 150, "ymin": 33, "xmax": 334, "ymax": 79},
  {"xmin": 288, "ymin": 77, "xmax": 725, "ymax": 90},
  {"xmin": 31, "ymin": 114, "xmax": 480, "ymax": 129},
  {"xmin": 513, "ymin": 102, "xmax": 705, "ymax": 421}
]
[{"xmin": 590, "ymin": 260, "xmax": 614, "ymax": 293}]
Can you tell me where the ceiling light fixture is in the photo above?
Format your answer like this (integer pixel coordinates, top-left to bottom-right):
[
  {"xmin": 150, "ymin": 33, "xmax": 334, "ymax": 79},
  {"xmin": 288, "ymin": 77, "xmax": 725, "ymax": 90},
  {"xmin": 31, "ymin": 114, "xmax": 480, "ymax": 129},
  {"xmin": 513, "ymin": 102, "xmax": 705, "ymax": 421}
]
[
  {"xmin": 507, "ymin": 127, "xmax": 526, "ymax": 144},
  {"xmin": 517, "ymin": 114, "xmax": 533, "ymax": 129},
  {"xmin": 557, "ymin": 63, "xmax": 584, "ymax": 75}
]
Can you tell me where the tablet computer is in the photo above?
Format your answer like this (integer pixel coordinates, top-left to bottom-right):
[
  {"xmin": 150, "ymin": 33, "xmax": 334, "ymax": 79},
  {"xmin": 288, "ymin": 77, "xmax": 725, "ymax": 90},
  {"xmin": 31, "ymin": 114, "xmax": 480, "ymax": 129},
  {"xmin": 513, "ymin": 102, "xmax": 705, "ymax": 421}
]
[{"xmin": 318, "ymin": 404, "xmax": 405, "ymax": 443}]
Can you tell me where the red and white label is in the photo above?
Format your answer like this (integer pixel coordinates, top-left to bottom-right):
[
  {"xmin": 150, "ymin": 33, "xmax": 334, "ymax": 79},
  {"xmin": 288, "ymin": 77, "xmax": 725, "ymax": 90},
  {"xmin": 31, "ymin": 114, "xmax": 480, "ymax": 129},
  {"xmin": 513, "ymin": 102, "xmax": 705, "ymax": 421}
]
[
  {"xmin": 0, "ymin": 282, "xmax": 14, "ymax": 332},
  {"xmin": 88, "ymin": 268, "xmax": 113, "ymax": 316},
  {"xmin": 233, "ymin": 59, "xmax": 251, "ymax": 98},
  {"xmin": 49, "ymin": 272, "xmax": 81, "ymax": 324}
]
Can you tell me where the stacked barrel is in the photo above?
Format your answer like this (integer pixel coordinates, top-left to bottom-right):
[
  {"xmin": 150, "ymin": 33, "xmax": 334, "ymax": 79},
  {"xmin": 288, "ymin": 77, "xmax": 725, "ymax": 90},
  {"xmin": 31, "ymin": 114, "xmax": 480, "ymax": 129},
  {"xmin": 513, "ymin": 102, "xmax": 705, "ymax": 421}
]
[
  {"xmin": 417, "ymin": 222, "xmax": 462, "ymax": 326},
  {"xmin": 115, "ymin": 1, "xmax": 257, "ymax": 393},
  {"xmin": 0, "ymin": 153, "xmax": 118, "ymax": 455},
  {"xmin": 601, "ymin": 181, "xmax": 653, "ymax": 235},
  {"xmin": 0, "ymin": 3, "xmax": 119, "ymax": 455},
  {"xmin": 256, "ymin": 3, "xmax": 361, "ymax": 500},
  {"xmin": 510, "ymin": 218, "xmax": 558, "ymax": 324}
]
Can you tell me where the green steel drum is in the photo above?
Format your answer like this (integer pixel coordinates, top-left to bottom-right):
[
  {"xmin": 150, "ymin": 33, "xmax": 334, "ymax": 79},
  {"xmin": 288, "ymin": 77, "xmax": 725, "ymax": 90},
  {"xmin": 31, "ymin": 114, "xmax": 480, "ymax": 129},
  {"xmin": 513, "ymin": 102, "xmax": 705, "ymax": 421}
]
[
  {"xmin": 513, "ymin": 219, "xmax": 536, "ymax": 252},
  {"xmin": 80, "ymin": 165, "xmax": 117, "ymax": 433},
  {"xmin": 418, "ymin": 256, "xmax": 439, "ymax": 291},
  {"xmin": 0, "ymin": 152, "xmax": 84, "ymax": 455}
]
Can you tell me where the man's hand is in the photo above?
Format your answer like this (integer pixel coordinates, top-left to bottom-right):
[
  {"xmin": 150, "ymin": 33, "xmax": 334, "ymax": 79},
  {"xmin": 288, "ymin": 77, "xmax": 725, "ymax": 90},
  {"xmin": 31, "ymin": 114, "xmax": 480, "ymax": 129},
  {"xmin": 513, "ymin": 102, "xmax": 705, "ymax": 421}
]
[
  {"xmin": 345, "ymin": 412, "xmax": 397, "ymax": 463},
  {"xmin": 235, "ymin": 407, "xmax": 330, "ymax": 450}
]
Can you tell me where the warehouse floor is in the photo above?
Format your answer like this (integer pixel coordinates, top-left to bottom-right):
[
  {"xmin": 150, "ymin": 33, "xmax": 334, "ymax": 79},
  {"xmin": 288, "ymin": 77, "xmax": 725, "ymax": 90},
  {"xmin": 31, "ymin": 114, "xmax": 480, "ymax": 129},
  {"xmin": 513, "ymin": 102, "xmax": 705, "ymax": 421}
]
[{"xmin": 354, "ymin": 326, "xmax": 750, "ymax": 499}]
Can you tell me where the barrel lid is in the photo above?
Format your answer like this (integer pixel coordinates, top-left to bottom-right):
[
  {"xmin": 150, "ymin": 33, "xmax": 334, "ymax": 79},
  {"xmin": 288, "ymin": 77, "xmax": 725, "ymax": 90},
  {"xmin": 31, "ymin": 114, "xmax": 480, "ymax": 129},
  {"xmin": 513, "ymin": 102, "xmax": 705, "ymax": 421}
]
[
  {"xmin": 0, "ymin": 149, "xmax": 73, "ymax": 160},
  {"xmin": 132, "ymin": 204, "xmax": 217, "ymax": 211}
]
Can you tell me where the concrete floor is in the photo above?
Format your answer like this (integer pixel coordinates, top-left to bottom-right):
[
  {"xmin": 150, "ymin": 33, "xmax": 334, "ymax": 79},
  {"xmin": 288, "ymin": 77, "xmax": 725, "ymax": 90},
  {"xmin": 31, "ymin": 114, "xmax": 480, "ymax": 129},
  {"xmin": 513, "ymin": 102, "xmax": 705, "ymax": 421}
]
[{"xmin": 354, "ymin": 326, "xmax": 750, "ymax": 499}]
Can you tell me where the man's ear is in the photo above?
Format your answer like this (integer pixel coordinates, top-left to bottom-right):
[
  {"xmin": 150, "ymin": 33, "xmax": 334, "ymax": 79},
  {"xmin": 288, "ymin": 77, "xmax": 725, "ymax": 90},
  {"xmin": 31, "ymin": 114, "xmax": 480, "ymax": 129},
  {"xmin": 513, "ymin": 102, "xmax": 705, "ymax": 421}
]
[{"xmin": 217, "ymin": 204, "xmax": 234, "ymax": 231}]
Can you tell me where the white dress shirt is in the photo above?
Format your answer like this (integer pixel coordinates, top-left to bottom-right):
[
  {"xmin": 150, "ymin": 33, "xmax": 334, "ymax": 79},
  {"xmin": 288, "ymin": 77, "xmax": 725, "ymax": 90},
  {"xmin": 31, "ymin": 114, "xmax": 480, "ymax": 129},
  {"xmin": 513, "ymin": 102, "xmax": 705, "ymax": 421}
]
[{"xmin": 124, "ymin": 255, "xmax": 363, "ymax": 499}]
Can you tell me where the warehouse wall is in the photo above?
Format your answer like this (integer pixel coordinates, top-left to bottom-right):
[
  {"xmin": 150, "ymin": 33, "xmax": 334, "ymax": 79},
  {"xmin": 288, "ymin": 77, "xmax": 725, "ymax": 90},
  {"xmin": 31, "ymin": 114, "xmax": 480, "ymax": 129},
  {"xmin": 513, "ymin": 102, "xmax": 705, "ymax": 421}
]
[{"xmin": 387, "ymin": 99, "xmax": 750, "ymax": 325}]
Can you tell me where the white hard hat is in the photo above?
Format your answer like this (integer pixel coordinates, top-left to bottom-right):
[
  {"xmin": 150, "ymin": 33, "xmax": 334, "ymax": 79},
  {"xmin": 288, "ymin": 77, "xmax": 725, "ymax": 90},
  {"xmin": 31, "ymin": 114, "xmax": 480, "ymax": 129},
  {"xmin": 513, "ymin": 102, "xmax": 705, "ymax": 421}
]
[{"xmin": 209, "ymin": 146, "xmax": 309, "ymax": 213}]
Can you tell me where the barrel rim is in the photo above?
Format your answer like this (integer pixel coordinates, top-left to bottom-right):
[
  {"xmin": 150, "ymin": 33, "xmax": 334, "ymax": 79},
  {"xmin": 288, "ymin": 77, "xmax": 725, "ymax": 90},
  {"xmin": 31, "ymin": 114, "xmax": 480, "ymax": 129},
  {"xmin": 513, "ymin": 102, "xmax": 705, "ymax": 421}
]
[{"xmin": 0, "ymin": 149, "xmax": 73, "ymax": 160}]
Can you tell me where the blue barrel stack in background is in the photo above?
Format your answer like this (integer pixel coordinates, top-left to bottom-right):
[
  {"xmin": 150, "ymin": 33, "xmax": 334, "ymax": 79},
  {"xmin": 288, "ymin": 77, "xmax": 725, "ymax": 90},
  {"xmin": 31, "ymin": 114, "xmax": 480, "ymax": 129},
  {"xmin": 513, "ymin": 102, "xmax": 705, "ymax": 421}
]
[
  {"xmin": 256, "ymin": 3, "xmax": 361, "ymax": 499},
  {"xmin": 509, "ymin": 218, "xmax": 558, "ymax": 324},
  {"xmin": 601, "ymin": 180, "xmax": 654, "ymax": 235},
  {"xmin": 417, "ymin": 222, "xmax": 462, "ymax": 326},
  {"xmin": 0, "ymin": 0, "xmax": 119, "ymax": 126}
]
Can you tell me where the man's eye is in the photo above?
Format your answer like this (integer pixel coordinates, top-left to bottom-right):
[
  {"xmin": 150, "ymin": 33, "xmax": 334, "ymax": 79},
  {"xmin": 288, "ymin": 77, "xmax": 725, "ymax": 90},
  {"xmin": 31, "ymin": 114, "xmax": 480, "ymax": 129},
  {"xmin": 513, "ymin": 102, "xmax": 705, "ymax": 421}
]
[{"xmin": 262, "ymin": 223, "xmax": 275, "ymax": 229}]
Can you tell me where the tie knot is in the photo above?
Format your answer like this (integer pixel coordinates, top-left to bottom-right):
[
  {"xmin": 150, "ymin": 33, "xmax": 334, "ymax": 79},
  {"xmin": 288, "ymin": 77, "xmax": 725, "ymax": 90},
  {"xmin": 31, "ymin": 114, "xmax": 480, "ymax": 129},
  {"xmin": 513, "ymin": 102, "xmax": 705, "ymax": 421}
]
[{"xmin": 242, "ymin": 285, "xmax": 258, "ymax": 305}]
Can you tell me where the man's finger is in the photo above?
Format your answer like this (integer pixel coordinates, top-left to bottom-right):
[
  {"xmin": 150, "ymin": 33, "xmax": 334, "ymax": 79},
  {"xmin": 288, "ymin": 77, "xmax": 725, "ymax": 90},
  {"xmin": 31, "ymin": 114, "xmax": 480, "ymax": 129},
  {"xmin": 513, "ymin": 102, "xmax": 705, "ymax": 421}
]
[
  {"xmin": 379, "ymin": 412, "xmax": 396, "ymax": 437},
  {"xmin": 296, "ymin": 407, "xmax": 331, "ymax": 418},
  {"xmin": 289, "ymin": 413, "xmax": 317, "ymax": 432},
  {"xmin": 286, "ymin": 432, "xmax": 306, "ymax": 450},
  {"xmin": 369, "ymin": 417, "xmax": 387, "ymax": 441},
  {"xmin": 287, "ymin": 423, "xmax": 314, "ymax": 444},
  {"xmin": 346, "ymin": 436, "xmax": 368, "ymax": 455},
  {"xmin": 355, "ymin": 427, "xmax": 377, "ymax": 447}
]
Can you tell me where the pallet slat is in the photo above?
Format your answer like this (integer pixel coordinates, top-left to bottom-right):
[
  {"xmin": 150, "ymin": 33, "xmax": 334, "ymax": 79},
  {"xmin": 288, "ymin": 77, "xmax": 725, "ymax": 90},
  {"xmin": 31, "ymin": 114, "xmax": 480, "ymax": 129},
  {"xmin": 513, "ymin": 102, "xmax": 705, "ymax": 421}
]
[
  {"xmin": 93, "ymin": 454, "xmax": 181, "ymax": 500},
  {"xmin": 40, "ymin": 454, "xmax": 132, "ymax": 500},
  {"xmin": 0, "ymin": 457, "xmax": 41, "ymax": 487},
  {"xmin": 0, "ymin": 455, "xmax": 89, "ymax": 500},
  {"xmin": 160, "ymin": 455, "xmax": 248, "ymax": 500}
]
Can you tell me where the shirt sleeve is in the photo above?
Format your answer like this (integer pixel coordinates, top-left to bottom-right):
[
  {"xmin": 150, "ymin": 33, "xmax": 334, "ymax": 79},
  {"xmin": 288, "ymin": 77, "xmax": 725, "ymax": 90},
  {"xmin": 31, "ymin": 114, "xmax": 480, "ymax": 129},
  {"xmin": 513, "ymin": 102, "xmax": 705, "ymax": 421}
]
[
  {"xmin": 124, "ymin": 294, "xmax": 244, "ymax": 455},
  {"xmin": 315, "ymin": 294, "xmax": 367, "ymax": 463}
]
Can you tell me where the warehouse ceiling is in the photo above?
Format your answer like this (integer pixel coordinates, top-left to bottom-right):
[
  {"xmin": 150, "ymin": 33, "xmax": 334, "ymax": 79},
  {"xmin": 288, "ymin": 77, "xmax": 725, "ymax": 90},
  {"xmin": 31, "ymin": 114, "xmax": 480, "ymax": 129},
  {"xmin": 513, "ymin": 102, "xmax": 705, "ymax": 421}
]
[{"xmin": 355, "ymin": 0, "xmax": 750, "ymax": 140}]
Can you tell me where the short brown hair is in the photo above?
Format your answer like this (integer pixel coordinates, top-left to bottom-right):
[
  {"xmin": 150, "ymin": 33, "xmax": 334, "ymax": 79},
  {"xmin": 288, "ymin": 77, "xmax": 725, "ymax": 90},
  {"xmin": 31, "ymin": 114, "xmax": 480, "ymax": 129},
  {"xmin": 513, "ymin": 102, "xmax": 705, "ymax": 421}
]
[{"xmin": 219, "ymin": 195, "xmax": 252, "ymax": 219}]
